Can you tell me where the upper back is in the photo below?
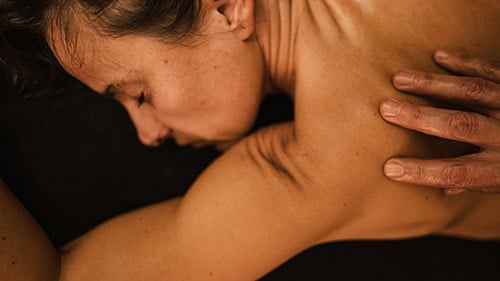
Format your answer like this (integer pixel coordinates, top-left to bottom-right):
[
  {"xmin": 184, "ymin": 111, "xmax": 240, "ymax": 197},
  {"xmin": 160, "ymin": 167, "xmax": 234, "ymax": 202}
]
[
  {"xmin": 294, "ymin": 0, "xmax": 500, "ymax": 166},
  {"xmin": 292, "ymin": 0, "xmax": 500, "ymax": 239}
]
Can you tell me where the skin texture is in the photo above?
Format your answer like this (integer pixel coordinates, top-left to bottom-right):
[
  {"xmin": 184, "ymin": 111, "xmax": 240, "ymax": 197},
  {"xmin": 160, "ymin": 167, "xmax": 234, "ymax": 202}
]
[
  {"xmin": 381, "ymin": 50, "xmax": 500, "ymax": 194},
  {"xmin": 2, "ymin": 0, "xmax": 500, "ymax": 280},
  {"xmin": 49, "ymin": 4, "xmax": 265, "ymax": 148},
  {"xmin": 0, "ymin": 180, "xmax": 60, "ymax": 281}
]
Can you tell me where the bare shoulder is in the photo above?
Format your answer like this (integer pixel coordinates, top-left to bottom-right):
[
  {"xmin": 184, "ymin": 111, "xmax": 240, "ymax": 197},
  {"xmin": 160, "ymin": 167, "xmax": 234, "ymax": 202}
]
[
  {"xmin": 291, "ymin": 0, "xmax": 500, "ymax": 240},
  {"xmin": 0, "ymin": 179, "xmax": 60, "ymax": 281}
]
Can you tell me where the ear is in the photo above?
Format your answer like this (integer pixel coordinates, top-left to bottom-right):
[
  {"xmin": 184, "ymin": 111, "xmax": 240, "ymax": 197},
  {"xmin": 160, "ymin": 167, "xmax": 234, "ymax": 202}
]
[{"xmin": 213, "ymin": 0, "xmax": 255, "ymax": 40}]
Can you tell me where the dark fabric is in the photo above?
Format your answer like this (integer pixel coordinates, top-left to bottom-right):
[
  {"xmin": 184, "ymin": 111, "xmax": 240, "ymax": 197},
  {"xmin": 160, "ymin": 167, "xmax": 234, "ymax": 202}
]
[{"xmin": 1, "ymin": 77, "xmax": 498, "ymax": 280}]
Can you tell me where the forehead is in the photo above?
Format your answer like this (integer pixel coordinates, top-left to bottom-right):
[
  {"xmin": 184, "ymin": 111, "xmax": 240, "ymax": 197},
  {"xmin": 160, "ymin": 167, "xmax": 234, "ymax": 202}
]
[
  {"xmin": 47, "ymin": 21, "xmax": 160, "ymax": 92},
  {"xmin": 49, "ymin": 23, "xmax": 118, "ymax": 73}
]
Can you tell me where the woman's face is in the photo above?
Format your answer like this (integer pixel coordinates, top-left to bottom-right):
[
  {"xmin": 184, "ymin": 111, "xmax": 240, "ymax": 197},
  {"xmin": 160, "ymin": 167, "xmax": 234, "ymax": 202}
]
[{"xmin": 49, "ymin": 12, "xmax": 265, "ymax": 147}]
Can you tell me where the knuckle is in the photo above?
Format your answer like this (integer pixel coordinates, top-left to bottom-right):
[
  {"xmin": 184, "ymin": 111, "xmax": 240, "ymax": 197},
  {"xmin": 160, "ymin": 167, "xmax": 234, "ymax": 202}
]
[
  {"xmin": 415, "ymin": 72, "xmax": 434, "ymax": 88},
  {"xmin": 415, "ymin": 163, "xmax": 425, "ymax": 181},
  {"xmin": 448, "ymin": 112, "xmax": 479, "ymax": 140},
  {"xmin": 411, "ymin": 106, "xmax": 425, "ymax": 122},
  {"xmin": 409, "ymin": 162, "xmax": 432, "ymax": 184},
  {"xmin": 406, "ymin": 106, "xmax": 426, "ymax": 128},
  {"xmin": 440, "ymin": 164, "xmax": 474, "ymax": 188},
  {"xmin": 460, "ymin": 77, "xmax": 488, "ymax": 102},
  {"xmin": 482, "ymin": 61, "xmax": 498, "ymax": 76}
]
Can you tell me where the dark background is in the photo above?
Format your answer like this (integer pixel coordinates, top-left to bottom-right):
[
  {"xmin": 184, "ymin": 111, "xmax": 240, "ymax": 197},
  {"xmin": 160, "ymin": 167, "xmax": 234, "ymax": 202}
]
[{"xmin": 1, "ymin": 76, "xmax": 498, "ymax": 280}]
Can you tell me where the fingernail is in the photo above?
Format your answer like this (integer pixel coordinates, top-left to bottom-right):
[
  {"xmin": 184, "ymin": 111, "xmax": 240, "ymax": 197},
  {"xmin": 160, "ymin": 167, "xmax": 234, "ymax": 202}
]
[
  {"xmin": 393, "ymin": 71, "xmax": 414, "ymax": 87},
  {"xmin": 380, "ymin": 99, "xmax": 401, "ymax": 117},
  {"xmin": 384, "ymin": 162, "xmax": 405, "ymax": 178},
  {"xmin": 434, "ymin": 50, "xmax": 450, "ymax": 61}
]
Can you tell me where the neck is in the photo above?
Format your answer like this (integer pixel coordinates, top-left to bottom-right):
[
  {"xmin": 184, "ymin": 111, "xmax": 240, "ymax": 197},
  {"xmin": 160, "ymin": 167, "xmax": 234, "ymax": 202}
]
[{"xmin": 254, "ymin": 0, "xmax": 302, "ymax": 96}]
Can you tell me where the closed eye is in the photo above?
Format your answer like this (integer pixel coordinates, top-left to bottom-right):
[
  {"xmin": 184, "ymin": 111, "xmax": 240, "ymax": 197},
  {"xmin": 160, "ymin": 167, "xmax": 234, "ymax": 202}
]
[{"xmin": 137, "ymin": 92, "xmax": 146, "ymax": 107}]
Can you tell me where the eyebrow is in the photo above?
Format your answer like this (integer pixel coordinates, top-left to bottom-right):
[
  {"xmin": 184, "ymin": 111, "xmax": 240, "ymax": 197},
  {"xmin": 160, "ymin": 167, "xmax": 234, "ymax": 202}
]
[{"xmin": 102, "ymin": 79, "xmax": 141, "ymax": 97}]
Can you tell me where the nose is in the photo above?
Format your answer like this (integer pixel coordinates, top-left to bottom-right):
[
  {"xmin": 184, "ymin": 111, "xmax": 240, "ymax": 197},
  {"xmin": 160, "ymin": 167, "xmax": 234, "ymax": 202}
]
[
  {"xmin": 136, "ymin": 123, "xmax": 171, "ymax": 147},
  {"xmin": 125, "ymin": 105, "xmax": 171, "ymax": 147}
]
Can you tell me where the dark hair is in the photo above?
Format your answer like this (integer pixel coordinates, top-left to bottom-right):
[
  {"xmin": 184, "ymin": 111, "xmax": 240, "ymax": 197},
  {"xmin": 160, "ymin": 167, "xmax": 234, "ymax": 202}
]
[{"xmin": 0, "ymin": 0, "xmax": 201, "ymax": 98}]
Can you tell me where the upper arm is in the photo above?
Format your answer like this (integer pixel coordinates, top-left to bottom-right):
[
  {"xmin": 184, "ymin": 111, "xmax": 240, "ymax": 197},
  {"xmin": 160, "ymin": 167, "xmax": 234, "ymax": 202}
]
[
  {"xmin": 60, "ymin": 122, "xmax": 364, "ymax": 281},
  {"xmin": 59, "ymin": 81, "xmax": 494, "ymax": 280},
  {"xmin": 0, "ymin": 179, "xmax": 60, "ymax": 281}
]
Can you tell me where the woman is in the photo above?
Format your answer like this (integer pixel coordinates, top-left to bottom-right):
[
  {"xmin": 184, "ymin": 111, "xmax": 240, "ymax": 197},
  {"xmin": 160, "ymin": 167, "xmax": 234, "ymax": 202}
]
[{"xmin": 1, "ymin": 0, "xmax": 499, "ymax": 280}]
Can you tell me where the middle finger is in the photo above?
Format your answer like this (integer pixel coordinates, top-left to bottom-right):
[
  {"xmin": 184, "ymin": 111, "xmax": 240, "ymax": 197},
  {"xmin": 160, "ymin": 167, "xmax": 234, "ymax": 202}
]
[
  {"xmin": 393, "ymin": 70, "xmax": 500, "ymax": 109},
  {"xmin": 380, "ymin": 98, "xmax": 500, "ymax": 147}
]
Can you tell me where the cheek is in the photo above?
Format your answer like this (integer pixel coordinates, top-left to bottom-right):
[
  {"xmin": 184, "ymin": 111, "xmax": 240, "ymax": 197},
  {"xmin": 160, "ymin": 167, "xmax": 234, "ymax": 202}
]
[
  {"xmin": 149, "ymin": 77, "xmax": 191, "ymax": 116},
  {"xmin": 151, "ymin": 46, "xmax": 263, "ymax": 128}
]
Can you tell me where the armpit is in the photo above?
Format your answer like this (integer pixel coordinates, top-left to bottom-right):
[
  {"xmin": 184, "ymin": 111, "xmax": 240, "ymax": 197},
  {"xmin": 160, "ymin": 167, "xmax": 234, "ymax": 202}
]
[{"xmin": 244, "ymin": 122, "xmax": 320, "ymax": 191}]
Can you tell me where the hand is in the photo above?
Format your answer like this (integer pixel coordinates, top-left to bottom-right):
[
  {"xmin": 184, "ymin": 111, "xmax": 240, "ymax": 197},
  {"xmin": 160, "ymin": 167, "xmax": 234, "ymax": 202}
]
[{"xmin": 380, "ymin": 50, "xmax": 500, "ymax": 194}]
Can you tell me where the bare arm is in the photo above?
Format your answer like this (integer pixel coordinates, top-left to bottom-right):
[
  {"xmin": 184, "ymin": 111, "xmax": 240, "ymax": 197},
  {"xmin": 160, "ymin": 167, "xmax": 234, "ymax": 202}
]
[
  {"xmin": 59, "ymin": 123, "xmax": 363, "ymax": 281},
  {"xmin": 57, "ymin": 116, "xmax": 500, "ymax": 280},
  {"xmin": 0, "ymin": 179, "xmax": 60, "ymax": 281}
]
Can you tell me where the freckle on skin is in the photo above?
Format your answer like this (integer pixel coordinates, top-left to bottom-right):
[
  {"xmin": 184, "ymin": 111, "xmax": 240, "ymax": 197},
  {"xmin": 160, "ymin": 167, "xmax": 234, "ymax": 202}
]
[
  {"xmin": 1, "ymin": 236, "xmax": 6, "ymax": 241},
  {"xmin": 11, "ymin": 261, "xmax": 16, "ymax": 265},
  {"xmin": 164, "ymin": 59, "xmax": 169, "ymax": 64}
]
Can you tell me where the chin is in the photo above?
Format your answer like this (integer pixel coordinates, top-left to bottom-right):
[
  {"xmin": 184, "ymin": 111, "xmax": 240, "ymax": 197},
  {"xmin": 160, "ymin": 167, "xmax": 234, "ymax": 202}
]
[{"xmin": 213, "ymin": 141, "xmax": 233, "ymax": 151}]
